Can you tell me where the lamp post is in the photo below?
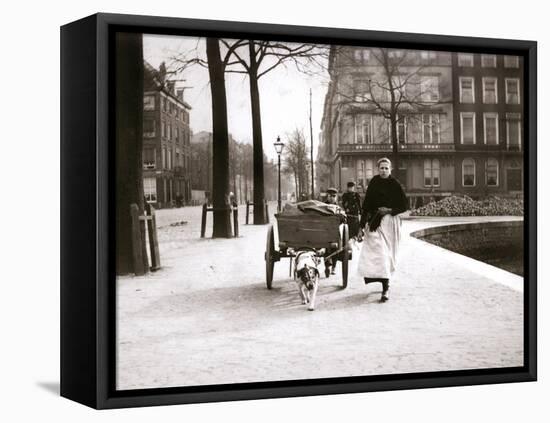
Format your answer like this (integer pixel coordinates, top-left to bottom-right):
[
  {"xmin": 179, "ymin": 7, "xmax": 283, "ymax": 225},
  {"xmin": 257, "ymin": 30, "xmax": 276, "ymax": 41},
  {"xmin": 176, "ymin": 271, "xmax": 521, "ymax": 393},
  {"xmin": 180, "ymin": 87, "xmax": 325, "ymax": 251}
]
[{"xmin": 274, "ymin": 136, "xmax": 285, "ymax": 212}]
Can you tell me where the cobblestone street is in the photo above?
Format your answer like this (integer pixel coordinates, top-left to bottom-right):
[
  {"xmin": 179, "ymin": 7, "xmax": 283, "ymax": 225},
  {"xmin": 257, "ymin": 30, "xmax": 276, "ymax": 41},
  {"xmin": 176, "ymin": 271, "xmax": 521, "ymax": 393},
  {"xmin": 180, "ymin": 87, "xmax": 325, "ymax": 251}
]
[{"xmin": 116, "ymin": 202, "xmax": 523, "ymax": 390}]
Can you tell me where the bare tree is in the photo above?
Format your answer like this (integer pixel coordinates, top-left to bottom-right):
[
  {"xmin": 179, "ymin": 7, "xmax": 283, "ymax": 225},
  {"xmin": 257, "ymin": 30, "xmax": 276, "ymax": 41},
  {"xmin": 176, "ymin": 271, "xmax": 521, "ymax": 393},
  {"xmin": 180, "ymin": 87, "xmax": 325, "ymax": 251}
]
[
  {"xmin": 116, "ymin": 32, "xmax": 144, "ymax": 275},
  {"xmin": 172, "ymin": 38, "xmax": 247, "ymax": 237},
  {"xmin": 283, "ymin": 129, "xmax": 311, "ymax": 200},
  {"xmin": 171, "ymin": 39, "xmax": 327, "ymax": 221},
  {"xmin": 326, "ymin": 47, "xmax": 449, "ymax": 172},
  {"xmin": 220, "ymin": 40, "xmax": 327, "ymax": 223},
  {"xmin": 206, "ymin": 38, "xmax": 233, "ymax": 237}
]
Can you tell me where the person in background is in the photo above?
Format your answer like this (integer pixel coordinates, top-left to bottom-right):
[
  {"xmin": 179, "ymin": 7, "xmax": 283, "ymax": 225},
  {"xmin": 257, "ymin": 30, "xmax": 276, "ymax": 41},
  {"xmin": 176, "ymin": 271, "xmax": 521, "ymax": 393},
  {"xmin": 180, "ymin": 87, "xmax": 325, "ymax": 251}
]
[
  {"xmin": 324, "ymin": 187, "xmax": 345, "ymax": 276},
  {"xmin": 341, "ymin": 181, "xmax": 362, "ymax": 241},
  {"xmin": 357, "ymin": 158, "xmax": 408, "ymax": 302},
  {"xmin": 228, "ymin": 192, "xmax": 237, "ymax": 208}
]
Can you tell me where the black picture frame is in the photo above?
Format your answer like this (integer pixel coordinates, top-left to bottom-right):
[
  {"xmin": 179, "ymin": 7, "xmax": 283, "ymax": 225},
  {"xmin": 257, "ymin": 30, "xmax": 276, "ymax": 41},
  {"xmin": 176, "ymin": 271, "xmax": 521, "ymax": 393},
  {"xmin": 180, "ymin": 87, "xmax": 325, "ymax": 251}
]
[{"xmin": 60, "ymin": 12, "xmax": 537, "ymax": 409}]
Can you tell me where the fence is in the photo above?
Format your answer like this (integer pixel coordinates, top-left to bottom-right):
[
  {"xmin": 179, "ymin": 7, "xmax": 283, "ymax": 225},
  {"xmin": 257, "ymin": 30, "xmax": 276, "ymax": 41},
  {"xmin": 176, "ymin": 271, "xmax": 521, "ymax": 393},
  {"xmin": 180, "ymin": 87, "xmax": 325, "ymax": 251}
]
[
  {"xmin": 245, "ymin": 200, "xmax": 270, "ymax": 225},
  {"xmin": 200, "ymin": 204, "xmax": 239, "ymax": 238},
  {"xmin": 129, "ymin": 203, "xmax": 161, "ymax": 276}
]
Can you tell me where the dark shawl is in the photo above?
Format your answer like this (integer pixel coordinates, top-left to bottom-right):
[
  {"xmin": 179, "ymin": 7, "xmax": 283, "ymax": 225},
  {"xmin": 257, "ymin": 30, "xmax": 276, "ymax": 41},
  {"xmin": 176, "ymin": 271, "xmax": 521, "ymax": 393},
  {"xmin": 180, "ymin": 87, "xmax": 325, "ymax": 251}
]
[{"xmin": 359, "ymin": 175, "xmax": 408, "ymax": 230}]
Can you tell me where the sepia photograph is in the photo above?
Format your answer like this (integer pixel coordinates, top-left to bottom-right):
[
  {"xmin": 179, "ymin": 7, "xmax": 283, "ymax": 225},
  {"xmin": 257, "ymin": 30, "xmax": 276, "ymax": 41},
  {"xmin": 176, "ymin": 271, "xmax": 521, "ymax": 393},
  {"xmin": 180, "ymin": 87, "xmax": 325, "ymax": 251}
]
[{"xmin": 114, "ymin": 31, "xmax": 525, "ymax": 391}]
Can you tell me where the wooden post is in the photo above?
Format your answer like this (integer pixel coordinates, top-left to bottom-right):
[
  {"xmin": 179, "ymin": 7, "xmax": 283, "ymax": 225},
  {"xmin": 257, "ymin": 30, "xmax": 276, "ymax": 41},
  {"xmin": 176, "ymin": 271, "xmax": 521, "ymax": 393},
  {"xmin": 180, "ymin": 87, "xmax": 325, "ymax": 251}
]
[
  {"xmin": 147, "ymin": 207, "xmax": 161, "ymax": 271},
  {"xmin": 139, "ymin": 215, "xmax": 149, "ymax": 272},
  {"xmin": 233, "ymin": 206, "xmax": 239, "ymax": 237},
  {"xmin": 201, "ymin": 203, "xmax": 207, "ymax": 238},
  {"xmin": 130, "ymin": 203, "xmax": 146, "ymax": 276},
  {"xmin": 245, "ymin": 201, "xmax": 250, "ymax": 225}
]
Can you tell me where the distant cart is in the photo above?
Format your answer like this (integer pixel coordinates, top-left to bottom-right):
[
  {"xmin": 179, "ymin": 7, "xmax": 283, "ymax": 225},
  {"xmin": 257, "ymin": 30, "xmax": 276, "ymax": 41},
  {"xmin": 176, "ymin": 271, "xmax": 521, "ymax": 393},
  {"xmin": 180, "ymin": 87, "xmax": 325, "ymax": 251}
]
[{"xmin": 264, "ymin": 213, "xmax": 352, "ymax": 289}]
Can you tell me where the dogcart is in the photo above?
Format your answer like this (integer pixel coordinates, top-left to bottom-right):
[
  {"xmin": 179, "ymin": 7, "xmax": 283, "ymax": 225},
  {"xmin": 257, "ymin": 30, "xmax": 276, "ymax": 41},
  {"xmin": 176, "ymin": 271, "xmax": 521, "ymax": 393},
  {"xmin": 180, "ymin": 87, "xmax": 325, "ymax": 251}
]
[{"xmin": 264, "ymin": 213, "xmax": 351, "ymax": 289}]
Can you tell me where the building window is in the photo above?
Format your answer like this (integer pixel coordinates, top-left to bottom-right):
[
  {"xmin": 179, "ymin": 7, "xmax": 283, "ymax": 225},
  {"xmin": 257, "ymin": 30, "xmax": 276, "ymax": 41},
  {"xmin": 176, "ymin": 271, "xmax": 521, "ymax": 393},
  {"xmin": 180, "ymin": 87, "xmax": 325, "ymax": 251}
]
[
  {"xmin": 341, "ymin": 156, "xmax": 350, "ymax": 168},
  {"xmin": 167, "ymin": 149, "xmax": 172, "ymax": 170},
  {"xmin": 482, "ymin": 77, "xmax": 498, "ymax": 104},
  {"xmin": 483, "ymin": 113, "xmax": 499, "ymax": 145},
  {"xmin": 144, "ymin": 177, "xmax": 157, "ymax": 203},
  {"xmin": 167, "ymin": 123, "xmax": 171, "ymax": 140},
  {"xmin": 388, "ymin": 50, "xmax": 404, "ymax": 59},
  {"xmin": 424, "ymin": 159, "xmax": 440, "ymax": 187},
  {"xmin": 354, "ymin": 115, "xmax": 373, "ymax": 144},
  {"xmin": 356, "ymin": 159, "xmax": 374, "ymax": 189},
  {"xmin": 486, "ymin": 158, "xmax": 499, "ymax": 187},
  {"xmin": 505, "ymin": 78, "xmax": 520, "ymax": 104},
  {"xmin": 462, "ymin": 158, "xmax": 476, "ymax": 186},
  {"xmin": 460, "ymin": 112, "xmax": 476, "ymax": 144},
  {"xmin": 143, "ymin": 119, "xmax": 156, "ymax": 137},
  {"xmin": 353, "ymin": 48, "xmax": 370, "ymax": 64},
  {"xmin": 506, "ymin": 113, "xmax": 521, "ymax": 149},
  {"xmin": 420, "ymin": 76, "xmax": 440, "ymax": 102},
  {"xmin": 396, "ymin": 115, "xmax": 407, "ymax": 144},
  {"xmin": 162, "ymin": 147, "xmax": 166, "ymax": 169},
  {"xmin": 422, "ymin": 114, "xmax": 441, "ymax": 143},
  {"xmin": 459, "ymin": 77, "xmax": 475, "ymax": 103},
  {"xmin": 357, "ymin": 160, "xmax": 365, "ymax": 188},
  {"xmin": 458, "ymin": 53, "xmax": 474, "ymax": 67},
  {"xmin": 162, "ymin": 96, "xmax": 167, "ymax": 112},
  {"xmin": 507, "ymin": 159, "xmax": 522, "ymax": 191},
  {"xmin": 420, "ymin": 51, "xmax": 437, "ymax": 61},
  {"xmin": 144, "ymin": 95, "xmax": 155, "ymax": 111},
  {"xmin": 353, "ymin": 79, "xmax": 371, "ymax": 102},
  {"xmin": 365, "ymin": 159, "xmax": 374, "ymax": 184},
  {"xmin": 143, "ymin": 148, "xmax": 156, "ymax": 169},
  {"xmin": 481, "ymin": 54, "xmax": 497, "ymax": 68},
  {"xmin": 504, "ymin": 55, "xmax": 519, "ymax": 68}
]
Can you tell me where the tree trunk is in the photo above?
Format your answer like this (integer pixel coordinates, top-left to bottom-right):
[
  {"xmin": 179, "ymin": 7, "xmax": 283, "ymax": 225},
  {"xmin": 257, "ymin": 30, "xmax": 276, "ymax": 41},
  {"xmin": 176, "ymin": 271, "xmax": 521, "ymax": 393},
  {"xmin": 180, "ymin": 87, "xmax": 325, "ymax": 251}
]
[
  {"xmin": 390, "ymin": 111, "xmax": 400, "ymax": 172},
  {"xmin": 249, "ymin": 41, "xmax": 267, "ymax": 224},
  {"xmin": 244, "ymin": 169, "xmax": 248, "ymax": 202},
  {"xmin": 206, "ymin": 38, "xmax": 232, "ymax": 238},
  {"xmin": 238, "ymin": 172, "xmax": 242, "ymax": 204},
  {"xmin": 233, "ymin": 160, "xmax": 237, "ymax": 200},
  {"xmin": 115, "ymin": 33, "xmax": 145, "ymax": 275}
]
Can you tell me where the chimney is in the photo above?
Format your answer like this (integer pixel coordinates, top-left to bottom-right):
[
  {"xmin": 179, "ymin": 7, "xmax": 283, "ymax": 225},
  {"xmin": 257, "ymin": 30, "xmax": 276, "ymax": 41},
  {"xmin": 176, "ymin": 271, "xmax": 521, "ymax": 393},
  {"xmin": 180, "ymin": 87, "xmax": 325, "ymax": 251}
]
[
  {"xmin": 176, "ymin": 88, "xmax": 184, "ymax": 102},
  {"xmin": 158, "ymin": 61, "xmax": 167, "ymax": 84},
  {"xmin": 166, "ymin": 81, "xmax": 175, "ymax": 94}
]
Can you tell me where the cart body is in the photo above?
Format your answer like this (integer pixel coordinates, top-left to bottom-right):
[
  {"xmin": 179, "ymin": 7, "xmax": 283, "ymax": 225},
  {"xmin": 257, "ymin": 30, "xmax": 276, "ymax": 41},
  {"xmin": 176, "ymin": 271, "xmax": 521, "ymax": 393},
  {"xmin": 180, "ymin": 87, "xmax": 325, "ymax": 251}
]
[{"xmin": 265, "ymin": 212, "xmax": 350, "ymax": 289}]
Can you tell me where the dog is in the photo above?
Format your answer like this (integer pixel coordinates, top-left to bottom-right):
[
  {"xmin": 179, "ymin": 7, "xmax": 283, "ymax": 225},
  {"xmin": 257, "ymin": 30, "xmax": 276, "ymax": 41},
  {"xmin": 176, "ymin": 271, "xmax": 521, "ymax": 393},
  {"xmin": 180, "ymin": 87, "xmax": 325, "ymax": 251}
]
[{"xmin": 293, "ymin": 250, "xmax": 321, "ymax": 311}]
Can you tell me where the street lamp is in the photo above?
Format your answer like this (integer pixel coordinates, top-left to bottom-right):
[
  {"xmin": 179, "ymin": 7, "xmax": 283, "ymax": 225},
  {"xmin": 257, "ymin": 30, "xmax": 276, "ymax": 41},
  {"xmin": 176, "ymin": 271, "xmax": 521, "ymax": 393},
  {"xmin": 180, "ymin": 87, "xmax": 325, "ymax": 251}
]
[{"xmin": 274, "ymin": 136, "xmax": 285, "ymax": 212}]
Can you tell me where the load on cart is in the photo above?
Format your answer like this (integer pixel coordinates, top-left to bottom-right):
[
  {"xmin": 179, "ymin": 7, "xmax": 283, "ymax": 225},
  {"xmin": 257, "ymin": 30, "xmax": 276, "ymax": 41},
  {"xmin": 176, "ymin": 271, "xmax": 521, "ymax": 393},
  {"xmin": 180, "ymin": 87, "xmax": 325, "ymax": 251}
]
[{"xmin": 264, "ymin": 200, "xmax": 353, "ymax": 289}]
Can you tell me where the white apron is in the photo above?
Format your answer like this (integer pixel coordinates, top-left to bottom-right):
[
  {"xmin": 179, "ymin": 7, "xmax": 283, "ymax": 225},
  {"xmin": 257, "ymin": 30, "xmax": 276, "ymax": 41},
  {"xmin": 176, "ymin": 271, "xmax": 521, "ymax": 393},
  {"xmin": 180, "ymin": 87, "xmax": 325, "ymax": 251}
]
[{"xmin": 357, "ymin": 214, "xmax": 401, "ymax": 279}]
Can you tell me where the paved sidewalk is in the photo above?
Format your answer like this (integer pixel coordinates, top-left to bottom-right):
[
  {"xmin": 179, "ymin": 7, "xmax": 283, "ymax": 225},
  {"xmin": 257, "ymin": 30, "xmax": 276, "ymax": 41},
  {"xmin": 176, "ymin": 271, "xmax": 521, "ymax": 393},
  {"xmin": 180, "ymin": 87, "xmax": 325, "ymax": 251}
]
[{"xmin": 116, "ymin": 204, "xmax": 523, "ymax": 390}]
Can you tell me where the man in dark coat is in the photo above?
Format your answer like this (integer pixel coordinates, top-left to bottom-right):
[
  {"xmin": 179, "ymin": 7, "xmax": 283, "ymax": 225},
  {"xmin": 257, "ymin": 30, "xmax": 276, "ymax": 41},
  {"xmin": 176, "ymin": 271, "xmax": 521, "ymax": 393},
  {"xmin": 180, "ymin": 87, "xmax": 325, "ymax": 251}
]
[{"xmin": 341, "ymin": 181, "xmax": 362, "ymax": 240}]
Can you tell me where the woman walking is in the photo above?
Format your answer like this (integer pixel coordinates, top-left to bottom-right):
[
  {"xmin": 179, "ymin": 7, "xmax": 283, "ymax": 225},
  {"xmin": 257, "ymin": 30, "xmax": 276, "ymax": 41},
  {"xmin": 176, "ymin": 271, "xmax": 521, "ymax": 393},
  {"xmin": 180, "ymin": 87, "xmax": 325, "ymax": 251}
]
[{"xmin": 358, "ymin": 158, "xmax": 408, "ymax": 302}]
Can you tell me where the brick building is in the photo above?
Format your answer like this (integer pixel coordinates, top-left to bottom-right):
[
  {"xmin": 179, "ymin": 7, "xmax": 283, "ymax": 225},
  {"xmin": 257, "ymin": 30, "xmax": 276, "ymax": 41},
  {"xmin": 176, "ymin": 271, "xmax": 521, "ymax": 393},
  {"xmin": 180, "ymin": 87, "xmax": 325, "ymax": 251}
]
[
  {"xmin": 452, "ymin": 52, "xmax": 523, "ymax": 197},
  {"xmin": 317, "ymin": 47, "xmax": 523, "ymax": 205},
  {"xmin": 142, "ymin": 61, "xmax": 193, "ymax": 208}
]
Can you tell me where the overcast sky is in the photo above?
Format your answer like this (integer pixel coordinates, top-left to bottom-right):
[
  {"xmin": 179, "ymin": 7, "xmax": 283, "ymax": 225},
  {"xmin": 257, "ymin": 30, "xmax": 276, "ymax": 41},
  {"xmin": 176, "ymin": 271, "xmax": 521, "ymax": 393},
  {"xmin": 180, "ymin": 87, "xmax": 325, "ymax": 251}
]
[{"xmin": 143, "ymin": 34, "xmax": 329, "ymax": 161}]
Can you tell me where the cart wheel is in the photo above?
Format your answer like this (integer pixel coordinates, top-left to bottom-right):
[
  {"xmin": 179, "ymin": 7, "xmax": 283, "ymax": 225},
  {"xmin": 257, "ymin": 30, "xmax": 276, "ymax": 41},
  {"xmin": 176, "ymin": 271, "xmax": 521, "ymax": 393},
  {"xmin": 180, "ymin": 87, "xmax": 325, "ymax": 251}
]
[
  {"xmin": 341, "ymin": 224, "xmax": 349, "ymax": 289},
  {"xmin": 265, "ymin": 225, "xmax": 275, "ymax": 289}
]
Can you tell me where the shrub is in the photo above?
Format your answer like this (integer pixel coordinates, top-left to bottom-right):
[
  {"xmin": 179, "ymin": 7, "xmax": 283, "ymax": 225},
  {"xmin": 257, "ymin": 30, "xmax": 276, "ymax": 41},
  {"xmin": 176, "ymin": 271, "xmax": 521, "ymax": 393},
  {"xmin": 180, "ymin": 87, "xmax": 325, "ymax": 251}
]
[{"xmin": 410, "ymin": 195, "xmax": 523, "ymax": 217}]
